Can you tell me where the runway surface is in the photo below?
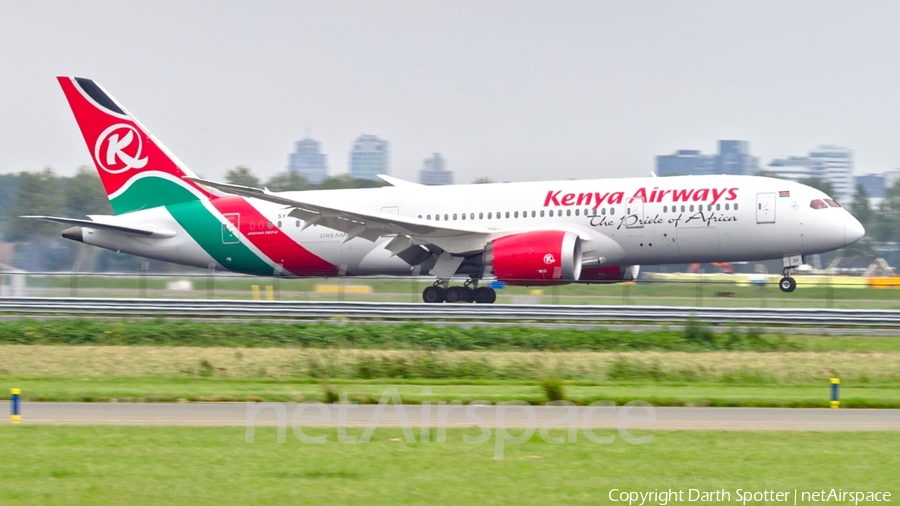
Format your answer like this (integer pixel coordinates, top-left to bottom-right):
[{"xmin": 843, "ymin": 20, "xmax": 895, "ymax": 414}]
[{"xmin": 2, "ymin": 402, "xmax": 899, "ymax": 430}]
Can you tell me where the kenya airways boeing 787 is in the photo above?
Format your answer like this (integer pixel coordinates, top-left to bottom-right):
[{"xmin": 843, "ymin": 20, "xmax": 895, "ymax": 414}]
[{"xmin": 26, "ymin": 76, "xmax": 865, "ymax": 303}]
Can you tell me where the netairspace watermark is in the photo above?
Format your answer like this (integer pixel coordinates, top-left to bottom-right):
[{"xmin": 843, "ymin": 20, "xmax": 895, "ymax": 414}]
[
  {"xmin": 244, "ymin": 387, "xmax": 655, "ymax": 460},
  {"xmin": 609, "ymin": 488, "xmax": 892, "ymax": 506}
]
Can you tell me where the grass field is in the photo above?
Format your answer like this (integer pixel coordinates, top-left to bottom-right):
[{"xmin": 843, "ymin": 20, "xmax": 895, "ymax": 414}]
[
  {"xmin": 3, "ymin": 345, "xmax": 900, "ymax": 407},
  {"xmin": 0, "ymin": 426, "xmax": 897, "ymax": 505}
]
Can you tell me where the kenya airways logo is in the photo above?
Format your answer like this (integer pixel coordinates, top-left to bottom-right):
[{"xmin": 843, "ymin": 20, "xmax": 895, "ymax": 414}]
[
  {"xmin": 543, "ymin": 254, "xmax": 556, "ymax": 265},
  {"xmin": 93, "ymin": 124, "xmax": 148, "ymax": 174},
  {"xmin": 543, "ymin": 186, "xmax": 739, "ymax": 209}
]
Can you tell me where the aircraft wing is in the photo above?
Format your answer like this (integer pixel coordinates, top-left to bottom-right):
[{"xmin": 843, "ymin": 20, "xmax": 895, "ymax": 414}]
[
  {"xmin": 185, "ymin": 178, "xmax": 490, "ymax": 248},
  {"xmin": 21, "ymin": 216, "xmax": 176, "ymax": 238}
]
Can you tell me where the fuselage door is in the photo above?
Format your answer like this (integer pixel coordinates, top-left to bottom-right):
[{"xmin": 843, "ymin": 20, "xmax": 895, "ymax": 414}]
[
  {"xmin": 756, "ymin": 193, "xmax": 776, "ymax": 224},
  {"xmin": 625, "ymin": 198, "xmax": 644, "ymax": 228},
  {"xmin": 222, "ymin": 213, "xmax": 240, "ymax": 244}
]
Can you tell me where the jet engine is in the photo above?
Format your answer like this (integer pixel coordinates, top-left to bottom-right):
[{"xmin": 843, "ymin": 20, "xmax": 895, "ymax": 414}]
[{"xmin": 487, "ymin": 230, "xmax": 582, "ymax": 286}]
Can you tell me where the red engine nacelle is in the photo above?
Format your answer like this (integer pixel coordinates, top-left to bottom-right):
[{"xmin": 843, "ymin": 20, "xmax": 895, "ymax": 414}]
[
  {"xmin": 488, "ymin": 230, "xmax": 582, "ymax": 286},
  {"xmin": 579, "ymin": 265, "xmax": 640, "ymax": 283}
]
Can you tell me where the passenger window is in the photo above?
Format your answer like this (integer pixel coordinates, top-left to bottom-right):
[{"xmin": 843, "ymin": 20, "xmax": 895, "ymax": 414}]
[
  {"xmin": 734, "ymin": 203, "xmax": 739, "ymax": 210},
  {"xmin": 427, "ymin": 214, "xmax": 431, "ymax": 220},
  {"xmin": 824, "ymin": 199, "xmax": 841, "ymax": 208},
  {"xmin": 680, "ymin": 205, "xmax": 685, "ymax": 212},
  {"xmin": 707, "ymin": 205, "xmax": 712, "ymax": 211},
  {"xmin": 550, "ymin": 210, "xmax": 555, "ymax": 217},
  {"xmin": 505, "ymin": 212, "xmax": 510, "ymax": 218},
  {"xmin": 514, "ymin": 211, "xmax": 519, "ymax": 218},
  {"xmin": 295, "ymin": 220, "xmax": 301, "ymax": 227},
  {"xmin": 453, "ymin": 213, "xmax": 458, "ymax": 220},
  {"xmin": 436, "ymin": 215, "xmax": 440, "ymax": 221},
  {"xmin": 716, "ymin": 204, "xmax": 720, "ymax": 211},
  {"xmin": 444, "ymin": 214, "xmax": 449, "ymax": 221},
  {"xmin": 601, "ymin": 208, "xmax": 606, "ymax": 216},
  {"xmin": 610, "ymin": 208, "xmax": 615, "ymax": 215},
  {"xmin": 540, "ymin": 210, "xmax": 545, "ymax": 217},
  {"xmin": 461, "ymin": 213, "xmax": 466, "ymax": 220},
  {"xmin": 810, "ymin": 200, "xmax": 828, "ymax": 210},
  {"xmin": 479, "ymin": 212, "xmax": 483, "ymax": 219},
  {"xmin": 663, "ymin": 206, "xmax": 667, "ymax": 213},
  {"xmin": 567, "ymin": 209, "xmax": 571, "ymax": 217},
  {"xmin": 725, "ymin": 204, "xmax": 730, "ymax": 210},
  {"xmin": 277, "ymin": 221, "xmax": 282, "ymax": 228},
  {"xmin": 575, "ymin": 209, "xmax": 580, "ymax": 216},
  {"xmin": 531, "ymin": 210, "xmax": 536, "ymax": 218}
]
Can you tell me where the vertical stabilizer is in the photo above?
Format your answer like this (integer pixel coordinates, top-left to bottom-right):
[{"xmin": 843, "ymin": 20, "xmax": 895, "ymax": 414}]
[{"xmin": 57, "ymin": 76, "xmax": 214, "ymax": 214}]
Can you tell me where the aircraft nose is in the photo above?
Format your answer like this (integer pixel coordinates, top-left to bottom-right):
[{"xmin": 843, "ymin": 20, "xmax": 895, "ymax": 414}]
[{"xmin": 844, "ymin": 215, "xmax": 865, "ymax": 247}]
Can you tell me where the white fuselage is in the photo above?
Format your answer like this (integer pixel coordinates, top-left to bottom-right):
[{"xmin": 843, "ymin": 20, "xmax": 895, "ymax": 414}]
[{"xmin": 77, "ymin": 175, "xmax": 863, "ymax": 279}]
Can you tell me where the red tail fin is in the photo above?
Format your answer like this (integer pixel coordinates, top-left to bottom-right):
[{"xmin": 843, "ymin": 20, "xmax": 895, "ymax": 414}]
[{"xmin": 58, "ymin": 76, "xmax": 214, "ymax": 214}]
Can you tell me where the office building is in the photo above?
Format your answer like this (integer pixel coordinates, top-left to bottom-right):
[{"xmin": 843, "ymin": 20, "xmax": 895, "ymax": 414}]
[
  {"xmin": 287, "ymin": 137, "xmax": 328, "ymax": 184},
  {"xmin": 656, "ymin": 140, "xmax": 757, "ymax": 177},
  {"xmin": 856, "ymin": 173, "xmax": 885, "ymax": 199},
  {"xmin": 349, "ymin": 134, "xmax": 389, "ymax": 181},
  {"xmin": 716, "ymin": 140, "xmax": 758, "ymax": 176},
  {"xmin": 768, "ymin": 145, "xmax": 854, "ymax": 203},
  {"xmin": 418, "ymin": 153, "xmax": 453, "ymax": 185}
]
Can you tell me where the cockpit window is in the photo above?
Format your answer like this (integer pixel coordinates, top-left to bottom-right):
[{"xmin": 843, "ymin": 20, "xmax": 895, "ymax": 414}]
[
  {"xmin": 810, "ymin": 199, "xmax": 828, "ymax": 210},
  {"xmin": 824, "ymin": 199, "xmax": 841, "ymax": 208}
]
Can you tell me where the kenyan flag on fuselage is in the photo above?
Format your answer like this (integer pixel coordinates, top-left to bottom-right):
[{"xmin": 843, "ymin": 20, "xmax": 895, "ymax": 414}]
[{"xmin": 57, "ymin": 76, "xmax": 337, "ymax": 277}]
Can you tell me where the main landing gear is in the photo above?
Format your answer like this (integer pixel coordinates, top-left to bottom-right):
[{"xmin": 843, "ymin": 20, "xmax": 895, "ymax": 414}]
[{"xmin": 422, "ymin": 279, "xmax": 497, "ymax": 304}]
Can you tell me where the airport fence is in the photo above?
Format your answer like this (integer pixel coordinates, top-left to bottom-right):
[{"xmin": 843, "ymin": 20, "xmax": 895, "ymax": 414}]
[{"xmin": 1, "ymin": 269, "xmax": 899, "ymax": 309}]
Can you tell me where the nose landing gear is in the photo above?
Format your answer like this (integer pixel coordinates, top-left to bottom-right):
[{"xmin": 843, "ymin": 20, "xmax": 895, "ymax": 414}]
[
  {"xmin": 778, "ymin": 273, "xmax": 797, "ymax": 293},
  {"xmin": 778, "ymin": 254, "xmax": 803, "ymax": 293}
]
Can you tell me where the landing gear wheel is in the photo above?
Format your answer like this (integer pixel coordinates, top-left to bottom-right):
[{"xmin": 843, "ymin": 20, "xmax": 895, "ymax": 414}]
[
  {"xmin": 474, "ymin": 287, "xmax": 497, "ymax": 304},
  {"xmin": 445, "ymin": 286, "xmax": 466, "ymax": 303},
  {"xmin": 464, "ymin": 287, "xmax": 475, "ymax": 303},
  {"xmin": 422, "ymin": 286, "xmax": 445, "ymax": 303},
  {"xmin": 779, "ymin": 276, "xmax": 796, "ymax": 293}
]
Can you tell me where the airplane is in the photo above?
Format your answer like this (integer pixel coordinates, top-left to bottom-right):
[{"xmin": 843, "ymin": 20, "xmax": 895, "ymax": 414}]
[{"xmin": 25, "ymin": 76, "xmax": 866, "ymax": 303}]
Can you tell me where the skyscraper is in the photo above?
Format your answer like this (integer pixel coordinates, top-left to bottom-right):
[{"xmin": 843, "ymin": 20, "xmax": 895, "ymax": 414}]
[
  {"xmin": 716, "ymin": 140, "xmax": 758, "ymax": 176},
  {"xmin": 287, "ymin": 137, "xmax": 328, "ymax": 184},
  {"xmin": 349, "ymin": 134, "xmax": 389, "ymax": 181},
  {"xmin": 418, "ymin": 153, "xmax": 453, "ymax": 185}
]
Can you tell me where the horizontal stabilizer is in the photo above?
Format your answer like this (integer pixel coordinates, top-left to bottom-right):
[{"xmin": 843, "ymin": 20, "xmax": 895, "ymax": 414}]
[{"xmin": 21, "ymin": 216, "xmax": 176, "ymax": 238}]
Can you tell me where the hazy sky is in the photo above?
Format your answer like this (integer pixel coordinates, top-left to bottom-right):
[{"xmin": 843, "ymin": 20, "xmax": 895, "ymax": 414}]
[{"xmin": 2, "ymin": 1, "xmax": 900, "ymax": 184}]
